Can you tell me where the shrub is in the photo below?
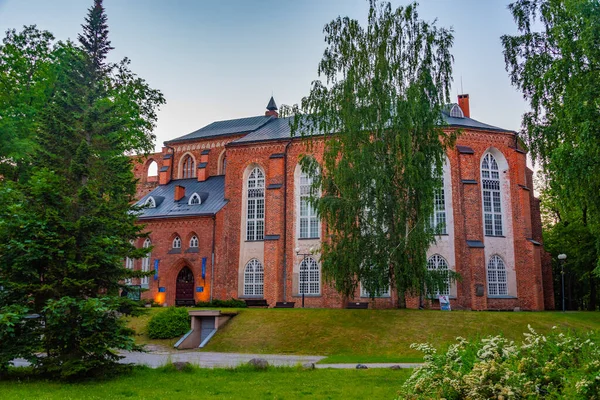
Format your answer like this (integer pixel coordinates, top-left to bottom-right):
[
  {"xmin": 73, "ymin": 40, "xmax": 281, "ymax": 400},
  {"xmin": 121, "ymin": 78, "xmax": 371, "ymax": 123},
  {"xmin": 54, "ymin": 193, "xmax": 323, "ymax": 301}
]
[
  {"xmin": 195, "ymin": 298, "xmax": 247, "ymax": 308},
  {"xmin": 147, "ymin": 307, "xmax": 190, "ymax": 339},
  {"xmin": 399, "ymin": 326, "xmax": 600, "ymax": 399}
]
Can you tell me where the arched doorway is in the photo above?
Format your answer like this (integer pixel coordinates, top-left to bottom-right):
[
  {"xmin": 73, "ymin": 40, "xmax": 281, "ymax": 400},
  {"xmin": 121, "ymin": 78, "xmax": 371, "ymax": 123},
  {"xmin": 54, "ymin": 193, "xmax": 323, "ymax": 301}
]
[{"xmin": 175, "ymin": 266, "xmax": 195, "ymax": 306}]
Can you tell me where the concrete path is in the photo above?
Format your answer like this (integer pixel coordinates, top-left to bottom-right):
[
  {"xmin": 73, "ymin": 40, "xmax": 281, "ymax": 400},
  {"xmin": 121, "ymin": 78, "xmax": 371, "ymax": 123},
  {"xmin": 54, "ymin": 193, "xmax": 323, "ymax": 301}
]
[
  {"xmin": 118, "ymin": 350, "xmax": 325, "ymax": 368},
  {"xmin": 12, "ymin": 350, "xmax": 422, "ymax": 369}
]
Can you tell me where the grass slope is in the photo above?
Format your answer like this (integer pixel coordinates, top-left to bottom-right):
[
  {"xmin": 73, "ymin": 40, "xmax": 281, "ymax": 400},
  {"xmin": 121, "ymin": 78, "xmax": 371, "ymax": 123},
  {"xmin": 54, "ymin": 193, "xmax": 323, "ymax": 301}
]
[
  {"xmin": 1, "ymin": 366, "xmax": 411, "ymax": 400},
  {"xmin": 203, "ymin": 309, "xmax": 600, "ymax": 363},
  {"xmin": 127, "ymin": 308, "xmax": 600, "ymax": 363}
]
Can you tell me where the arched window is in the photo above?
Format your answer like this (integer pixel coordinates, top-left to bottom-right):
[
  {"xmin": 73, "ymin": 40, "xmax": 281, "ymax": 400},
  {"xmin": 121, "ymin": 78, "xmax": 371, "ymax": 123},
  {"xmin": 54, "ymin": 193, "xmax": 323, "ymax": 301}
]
[
  {"xmin": 189, "ymin": 193, "xmax": 201, "ymax": 205},
  {"xmin": 172, "ymin": 236, "xmax": 182, "ymax": 249},
  {"xmin": 246, "ymin": 167, "xmax": 265, "ymax": 241},
  {"xmin": 427, "ymin": 254, "xmax": 450, "ymax": 296},
  {"xmin": 141, "ymin": 238, "xmax": 151, "ymax": 286},
  {"xmin": 145, "ymin": 197, "xmax": 156, "ymax": 208},
  {"xmin": 487, "ymin": 255, "xmax": 508, "ymax": 296},
  {"xmin": 243, "ymin": 259, "xmax": 264, "ymax": 296},
  {"xmin": 182, "ymin": 155, "xmax": 195, "ymax": 179},
  {"xmin": 222, "ymin": 156, "xmax": 227, "ymax": 175},
  {"xmin": 431, "ymin": 177, "xmax": 446, "ymax": 234},
  {"xmin": 147, "ymin": 160, "xmax": 158, "ymax": 178},
  {"xmin": 125, "ymin": 241, "xmax": 134, "ymax": 285},
  {"xmin": 299, "ymin": 257, "xmax": 320, "ymax": 295},
  {"xmin": 299, "ymin": 169, "xmax": 319, "ymax": 238},
  {"xmin": 481, "ymin": 153, "xmax": 503, "ymax": 236},
  {"xmin": 190, "ymin": 235, "xmax": 198, "ymax": 248}
]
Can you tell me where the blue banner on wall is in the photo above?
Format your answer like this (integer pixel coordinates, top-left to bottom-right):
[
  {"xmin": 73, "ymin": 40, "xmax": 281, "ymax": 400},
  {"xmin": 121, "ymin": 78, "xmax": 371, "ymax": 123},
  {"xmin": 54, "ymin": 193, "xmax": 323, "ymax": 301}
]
[
  {"xmin": 154, "ymin": 259, "xmax": 159, "ymax": 281},
  {"xmin": 201, "ymin": 257, "xmax": 206, "ymax": 279}
]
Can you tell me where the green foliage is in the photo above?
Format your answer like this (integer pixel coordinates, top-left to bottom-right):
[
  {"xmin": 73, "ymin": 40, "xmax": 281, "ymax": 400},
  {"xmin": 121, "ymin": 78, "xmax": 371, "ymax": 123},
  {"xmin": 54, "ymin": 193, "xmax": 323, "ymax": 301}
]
[
  {"xmin": 0, "ymin": 305, "xmax": 40, "ymax": 374},
  {"xmin": 195, "ymin": 298, "xmax": 247, "ymax": 308},
  {"xmin": 0, "ymin": 0, "xmax": 164, "ymax": 380},
  {"xmin": 38, "ymin": 297, "xmax": 141, "ymax": 380},
  {"xmin": 0, "ymin": 26, "xmax": 56, "ymax": 180},
  {"xmin": 502, "ymin": 0, "xmax": 600, "ymax": 275},
  {"xmin": 147, "ymin": 307, "xmax": 191, "ymax": 340},
  {"xmin": 399, "ymin": 327, "xmax": 600, "ymax": 399},
  {"xmin": 540, "ymin": 178, "xmax": 599, "ymax": 310},
  {"xmin": 290, "ymin": 1, "xmax": 457, "ymax": 305}
]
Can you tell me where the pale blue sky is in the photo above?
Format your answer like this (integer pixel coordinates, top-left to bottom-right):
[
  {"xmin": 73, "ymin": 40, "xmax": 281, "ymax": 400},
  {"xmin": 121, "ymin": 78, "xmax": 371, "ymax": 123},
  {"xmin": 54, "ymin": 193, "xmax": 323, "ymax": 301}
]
[{"xmin": 0, "ymin": 0, "xmax": 527, "ymax": 151}]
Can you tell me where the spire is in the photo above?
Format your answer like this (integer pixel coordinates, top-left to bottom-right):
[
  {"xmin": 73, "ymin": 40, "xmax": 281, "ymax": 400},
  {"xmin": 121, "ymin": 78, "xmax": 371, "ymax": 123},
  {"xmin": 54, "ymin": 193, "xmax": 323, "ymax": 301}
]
[
  {"xmin": 266, "ymin": 96, "xmax": 278, "ymax": 111},
  {"xmin": 265, "ymin": 96, "xmax": 279, "ymax": 117}
]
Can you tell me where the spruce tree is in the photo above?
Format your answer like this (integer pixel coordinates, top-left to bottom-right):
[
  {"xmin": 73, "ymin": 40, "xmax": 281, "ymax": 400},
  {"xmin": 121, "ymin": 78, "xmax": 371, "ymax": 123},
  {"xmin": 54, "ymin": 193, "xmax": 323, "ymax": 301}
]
[
  {"xmin": 293, "ymin": 1, "xmax": 457, "ymax": 306},
  {"xmin": 0, "ymin": 0, "xmax": 164, "ymax": 379}
]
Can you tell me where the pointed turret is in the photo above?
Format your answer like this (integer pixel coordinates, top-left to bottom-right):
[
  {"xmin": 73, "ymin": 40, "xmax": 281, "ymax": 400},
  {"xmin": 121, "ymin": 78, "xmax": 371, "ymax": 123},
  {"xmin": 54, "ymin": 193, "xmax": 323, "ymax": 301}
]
[{"xmin": 265, "ymin": 96, "xmax": 279, "ymax": 117}]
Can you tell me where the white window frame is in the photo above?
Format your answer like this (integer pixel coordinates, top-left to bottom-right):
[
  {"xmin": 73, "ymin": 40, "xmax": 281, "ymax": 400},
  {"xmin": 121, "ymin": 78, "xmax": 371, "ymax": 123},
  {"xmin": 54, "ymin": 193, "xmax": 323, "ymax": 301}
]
[
  {"xmin": 145, "ymin": 196, "xmax": 156, "ymax": 208},
  {"xmin": 141, "ymin": 238, "xmax": 151, "ymax": 286},
  {"xmin": 172, "ymin": 236, "xmax": 182, "ymax": 249},
  {"xmin": 481, "ymin": 153, "xmax": 503, "ymax": 236},
  {"xmin": 182, "ymin": 155, "xmax": 195, "ymax": 179},
  {"xmin": 487, "ymin": 255, "xmax": 508, "ymax": 296},
  {"xmin": 427, "ymin": 254, "xmax": 450, "ymax": 297},
  {"xmin": 431, "ymin": 178, "xmax": 447, "ymax": 235},
  {"xmin": 360, "ymin": 282, "xmax": 391, "ymax": 298},
  {"xmin": 243, "ymin": 259, "xmax": 264, "ymax": 297},
  {"xmin": 246, "ymin": 167, "xmax": 265, "ymax": 241},
  {"xmin": 188, "ymin": 193, "xmax": 201, "ymax": 205},
  {"xmin": 190, "ymin": 235, "xmax": 198, "ymax": 248},
  {"xmin": 299, "ymin": 257, "xmax": 320, "ymax": 295},
  {"xmin": 299, "ymin": 169, "xmax": 319, "ymax": 239}
]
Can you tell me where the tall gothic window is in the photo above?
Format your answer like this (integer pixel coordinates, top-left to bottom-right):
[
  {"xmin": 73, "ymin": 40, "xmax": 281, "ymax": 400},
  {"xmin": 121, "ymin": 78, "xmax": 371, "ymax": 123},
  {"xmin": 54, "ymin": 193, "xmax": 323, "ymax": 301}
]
[
  {"xmin": 427, "ymin": 254, "xmax": 450, "ymax": 296},
  {"xmin": 182, "ymin": 155, "xmax": 195, "ymax": 179},
  {"xmin": 125, "ymin": 240, "xmax": 134, "ymax": 285},
  {"xmin": 141, "ymin": 238, "xmax": 151, "ymax": 286},
  {"xmin": 481, "ymin": 153, "xmax": 503, "ymax": 236},
  {"xmin": 172, "ymin": 236, "xmax": 181, "ymax": 249},
  {"xmin": 243, "ymin": 259, "xmax": 264, "ymax": 296},
  {"xmin": 487, "ymin": 255, "xmax": 508, "ymax": 296},
  {"xmin": 246, "ymin": 167, "xmax": 265, "ymax": 241},
  {"xmin": 299, "ymin": 170, "xmax": 319, "ymax": 238},
  {"xmin": 299, "ymin": 257, "xmax": 320, "ymax": 295},
  {"xmin": 190, "ymin": 235, "xmax": 198, "ymax": 248},
  {"xmin": 431, "ymin": 178, "xmax": 447, "ymax": 234}
]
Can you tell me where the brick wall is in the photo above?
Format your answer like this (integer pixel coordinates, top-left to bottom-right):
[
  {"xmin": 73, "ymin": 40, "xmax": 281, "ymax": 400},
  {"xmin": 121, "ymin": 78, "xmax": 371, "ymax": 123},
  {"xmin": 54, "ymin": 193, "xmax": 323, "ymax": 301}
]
[{"xmin": 131, "ymin": 125, "xmax": 552, "ymax": 310}]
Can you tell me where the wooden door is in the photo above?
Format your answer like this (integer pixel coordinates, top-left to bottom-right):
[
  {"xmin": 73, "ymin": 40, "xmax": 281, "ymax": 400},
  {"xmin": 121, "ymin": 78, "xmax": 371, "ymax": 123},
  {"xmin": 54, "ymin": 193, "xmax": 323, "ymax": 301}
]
[{"xmin": 176, "ymin": 266, "xmax": 195, "ymax": 306}]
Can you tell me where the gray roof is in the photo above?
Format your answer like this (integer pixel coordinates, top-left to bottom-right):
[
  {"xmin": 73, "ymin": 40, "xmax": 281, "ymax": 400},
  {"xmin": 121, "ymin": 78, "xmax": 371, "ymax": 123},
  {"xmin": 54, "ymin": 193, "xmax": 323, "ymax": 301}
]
[
  {"xmin": 136, "ymin": 176, "xmax": 227, "ymax": 219},
  {"xmin": 441, "ymin": 105, "xmax": 512, "ymax": 133},
  {"xmin": 166, "ymin": 115, "xmax": 274, "ymax": 143},
  {"xmin": 232, "ymin": 116, "xmax": 298, "ymax": 144},
  {"xmin": 230, "ymin": 111, "xmax": 513, "ymax": 145}
]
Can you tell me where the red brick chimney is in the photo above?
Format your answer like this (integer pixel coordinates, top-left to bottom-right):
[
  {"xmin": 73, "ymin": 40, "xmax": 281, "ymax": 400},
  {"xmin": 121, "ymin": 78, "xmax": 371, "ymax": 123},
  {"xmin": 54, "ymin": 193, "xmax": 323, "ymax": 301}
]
[
  {"xmin": 458, "ymin": 94, "xmax": 470, "ymax": 118},
  {"xmin": 174, "ymin": 185, "xmax": 185, "ymax": 201}
]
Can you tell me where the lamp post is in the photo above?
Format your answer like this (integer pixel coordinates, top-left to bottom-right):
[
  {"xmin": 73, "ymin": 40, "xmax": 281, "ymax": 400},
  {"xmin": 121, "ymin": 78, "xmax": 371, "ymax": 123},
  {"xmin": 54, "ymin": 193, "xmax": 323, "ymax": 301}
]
[
  {"xmin": 558, "ymin": 253, "xmax": 567, "ymax": 312},
  {"xmin": 295, "ymin": 247, "xmax": 314, "ymax": 308}
]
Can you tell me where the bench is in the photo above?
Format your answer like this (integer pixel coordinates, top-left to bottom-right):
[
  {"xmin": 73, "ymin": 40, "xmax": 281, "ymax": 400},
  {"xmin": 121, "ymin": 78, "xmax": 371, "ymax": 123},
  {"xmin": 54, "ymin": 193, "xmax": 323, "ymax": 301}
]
[
  {"xmin": 274, "ymin": 302, "xmax": 295, "ymax": 308},
  {"xmin": 346, "ymin": 302, "xmax": 369, "ymax": 309},
  {"xmin": 244, "ymin": 299, "xmax": 269, "ymax": 308}
]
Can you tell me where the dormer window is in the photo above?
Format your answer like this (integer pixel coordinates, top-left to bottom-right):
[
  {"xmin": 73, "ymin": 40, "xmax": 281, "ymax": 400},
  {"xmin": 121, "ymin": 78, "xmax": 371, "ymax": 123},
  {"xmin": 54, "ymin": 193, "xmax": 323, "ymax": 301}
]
[
  {"xmin": 190, "ymin": 235, "xmax": 199, "ymax": 248},
  {"xmin": 145, "ymin": 197, "xmax": 156, "ymax": 208},
  {"xmin": 173, "ymin": 236, "xmax": 181, "ymax": 249},
  {"xmin": 189, "ymin": 193, "xmax": 201, "ymax": 205},
  {"xmin": 449, "ymin": 104, "xmax": 464, "ymax": 118}
]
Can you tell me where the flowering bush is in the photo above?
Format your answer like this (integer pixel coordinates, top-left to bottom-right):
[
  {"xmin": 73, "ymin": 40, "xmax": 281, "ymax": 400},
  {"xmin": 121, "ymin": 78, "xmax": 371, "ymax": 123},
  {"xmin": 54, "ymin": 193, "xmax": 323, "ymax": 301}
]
[{"xmin": 399, "ymin": 326, "xmax": 600, "ymax": 399}]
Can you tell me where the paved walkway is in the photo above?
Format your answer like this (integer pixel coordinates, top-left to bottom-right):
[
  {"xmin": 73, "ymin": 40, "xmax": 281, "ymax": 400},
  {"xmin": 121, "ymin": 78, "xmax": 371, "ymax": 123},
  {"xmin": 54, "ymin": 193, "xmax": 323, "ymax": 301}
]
[{"xmin": 12, "ymin": 350, "xmax": 422, "ymax": 370}]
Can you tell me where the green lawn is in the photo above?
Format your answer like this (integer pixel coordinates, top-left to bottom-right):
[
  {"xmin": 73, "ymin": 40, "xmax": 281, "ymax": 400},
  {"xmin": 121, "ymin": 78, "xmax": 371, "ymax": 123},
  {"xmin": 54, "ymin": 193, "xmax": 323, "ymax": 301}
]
[
  {"xmin": 127, "ymin": 308, "xmax": 600, "ymax": 363},
  {"xmin": 1, "ymin": 366, "xmax": 411, "ymax": 399}
]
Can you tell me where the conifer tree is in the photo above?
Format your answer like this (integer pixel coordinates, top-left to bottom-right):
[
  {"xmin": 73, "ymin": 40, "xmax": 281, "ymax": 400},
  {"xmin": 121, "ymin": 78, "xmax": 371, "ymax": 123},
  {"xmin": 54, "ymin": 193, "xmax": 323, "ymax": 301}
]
[
  {"xmin": 0, "ymin": 0, "xmax": 164, "ymax": 379},
  {"xmin": 293, "ymin": 1, "xmax": 457, "ymax": 306}
]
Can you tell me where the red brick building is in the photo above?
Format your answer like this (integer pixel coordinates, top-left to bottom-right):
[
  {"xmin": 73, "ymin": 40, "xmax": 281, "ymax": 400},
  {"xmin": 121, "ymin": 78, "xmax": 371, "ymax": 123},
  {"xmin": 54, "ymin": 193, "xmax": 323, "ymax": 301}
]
[{"xmin": 128, "ymin": 95, "xmax": 554, "ymax": 310}]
